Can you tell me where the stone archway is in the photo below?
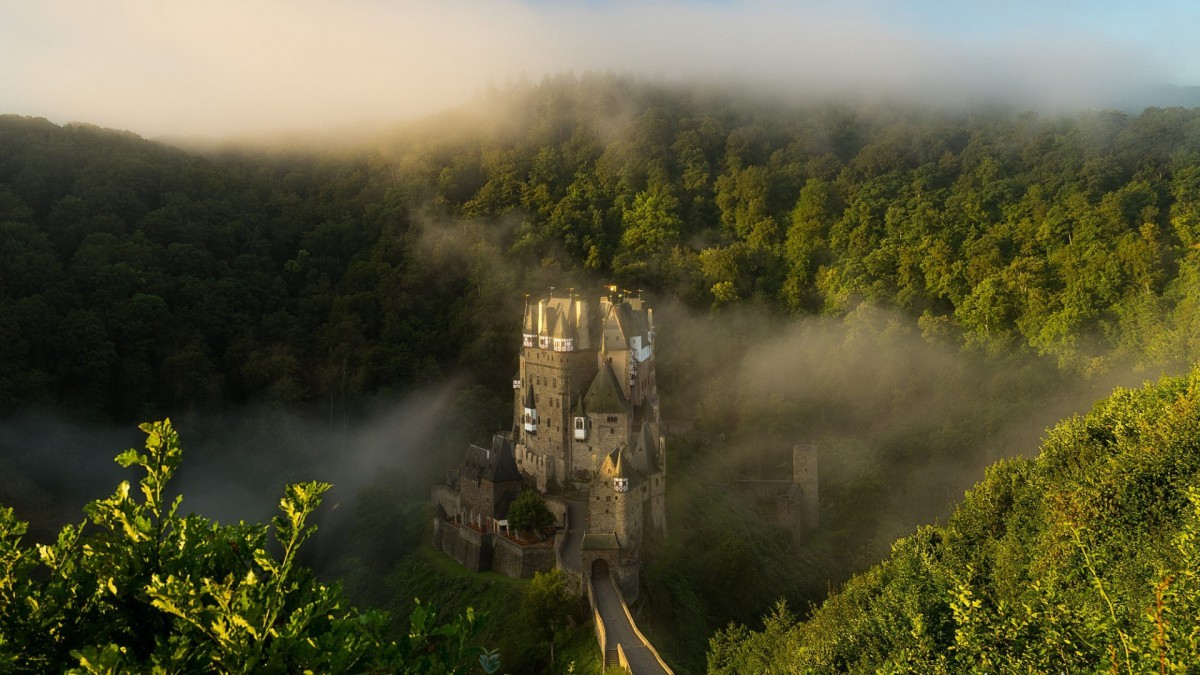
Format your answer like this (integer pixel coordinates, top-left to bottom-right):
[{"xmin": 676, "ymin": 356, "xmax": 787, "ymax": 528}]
[{"xmin": 591, "ymin": 557, "xmax": 610, "ymax": 580}]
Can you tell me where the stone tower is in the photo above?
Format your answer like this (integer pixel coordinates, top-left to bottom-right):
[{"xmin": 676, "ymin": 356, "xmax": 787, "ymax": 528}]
[
  {"xmin": 512, "ymin": 290, "xmax": 663, "ymax": 498},
  {"xmin": 512, "ymin": 289, "xmax": 667, "ymax": 599},
  {"xmin": 436, "ymin": 287, "xmax": 666, "ymax": 590}
]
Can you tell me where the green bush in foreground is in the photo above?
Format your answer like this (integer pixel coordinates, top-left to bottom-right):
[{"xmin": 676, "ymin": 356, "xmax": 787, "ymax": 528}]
[{"xmin": 0, "ymin": 419, "xmax": 490, "ymax": 673}]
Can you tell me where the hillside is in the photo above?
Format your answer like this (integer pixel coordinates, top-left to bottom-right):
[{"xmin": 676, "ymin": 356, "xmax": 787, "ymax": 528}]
[
  {"xmin": 6, "ymin": 76, "xmax": 1200, "ymax": 670},
  {"xmin": 709, "ymin": 368, "xmax": 1200, "ymax": 672},
  {"xmin": 5, "ymin": 79, "xmax": 1200, "ymax": 425}
]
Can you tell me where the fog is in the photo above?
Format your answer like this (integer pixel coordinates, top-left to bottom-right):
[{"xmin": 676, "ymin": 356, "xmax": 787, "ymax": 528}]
[
  {"xmin": 0, "ymin": 384, "xmax": 462, "ymax": 570},
  {"xmin": 0, "ymin": 0, "xmax": 1192, "ymax": 140},
  {"xmin": 651, "ymin": 298, "xmax": 1169, "ymax": 566}
]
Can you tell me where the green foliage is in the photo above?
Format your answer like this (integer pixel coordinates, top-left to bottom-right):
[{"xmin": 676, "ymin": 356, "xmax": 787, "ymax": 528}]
[
  {"xmin": 521, "ymin": 569, "xmax": 579, "ymax": 668},
  {"xmin": 9, "ymin": 86, "xmax": 1200, "ymax": 423},
  {"xmin": 13, "ymin": 78, "xmax": 1200, "ymax": 671},
  {"xmin": 0, "ymin": 419, "xmax": 488, "ymax": 673},
  {"xmin": 381, "ymin": 541, "xmax": 601, "ymax": 674},
  {"xmin": 507, "ymin": 489, "xmax": 554, "ymax": 534},
  {"xmin": 707, "ymin": 369, "xmax": 1200, "ymax": 672}
]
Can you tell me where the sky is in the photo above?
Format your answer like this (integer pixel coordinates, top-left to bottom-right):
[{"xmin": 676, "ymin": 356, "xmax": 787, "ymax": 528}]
[{"xmin": 0, "ymin": 0, "xmax": 1196, "ymax": 139}]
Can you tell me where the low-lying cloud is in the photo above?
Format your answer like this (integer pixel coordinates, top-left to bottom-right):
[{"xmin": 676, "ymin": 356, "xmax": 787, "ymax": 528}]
[{"xmin": 0, "ymin": 0, "xmax": 1186, "ymax": 139}]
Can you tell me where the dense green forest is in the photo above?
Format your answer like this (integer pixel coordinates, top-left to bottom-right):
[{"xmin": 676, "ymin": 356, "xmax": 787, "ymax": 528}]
[
  {"xmin": 4, "ymin": 74, "xmax": 1200, "ymax": 671},
  {"xmin": 4, "ymin": 76, "xmax": 1200, "ymax": 421},
  {"xmin": 708, "ymin": 368, "xmax": 1200, "ymax": 672}
]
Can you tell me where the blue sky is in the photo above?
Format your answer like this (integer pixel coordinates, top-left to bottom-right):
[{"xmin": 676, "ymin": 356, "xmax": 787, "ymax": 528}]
[{"xmin": 0, "ymin": 0, "xmax": 1194, "ymax": 138}]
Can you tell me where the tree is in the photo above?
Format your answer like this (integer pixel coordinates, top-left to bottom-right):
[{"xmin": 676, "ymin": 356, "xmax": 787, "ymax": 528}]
[
  {"xmin": 507, "ymin": 489, "xmax": 554, "ymax": 535},
  {"xmin": 0, "ymin": 419, "xmax": 490, "ymax": 673},
  {"xmin": 521, "ymin": 569, "xmax": 576, "ymax": 669}
]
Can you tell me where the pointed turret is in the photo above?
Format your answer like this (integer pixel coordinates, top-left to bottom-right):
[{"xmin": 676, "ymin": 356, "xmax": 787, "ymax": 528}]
[
  {"xmin": 522, "ymin": 384, "xmax": 538, "ymax": 434},
  {"xmin": 600, "ymin": 445, "xmax": 634, "ymax": 492},
  {"xmin": 575, "ymin": 296, "xmax": 593, "ymax": 350},
  {"xmin": 537, "ymin": 299, "xmax": 550, "ymax": 349},
  {"xmin": 551, "ymin": 304, "xmax": 577, "ymax": 352},
  {"xmin": 573, "ymin": 395, "xmax": 588, "ymax": 441},
  {"xmin": 584, "ymin": 360, "xmax": 629, "ymax": 414},
  {"xmin": 522, "ymin": 295, "xmax": 536, "ymax": 347}
]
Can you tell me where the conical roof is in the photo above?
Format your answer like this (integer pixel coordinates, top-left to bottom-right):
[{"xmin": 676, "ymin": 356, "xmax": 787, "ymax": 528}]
[
  {"xmin": 599, "ymin": 445, "xmax": 640, "ymax": 485},
  {"xmin": 583, "ymin": 361, "xmax": 628, "ymax": 414},
  {"xmin": 613, "ymin": 446, "xmax": 630, "ymax": 479},
  {"xmin": 523, "ymin": 299, "xmax": 536, "ymax": 332}
]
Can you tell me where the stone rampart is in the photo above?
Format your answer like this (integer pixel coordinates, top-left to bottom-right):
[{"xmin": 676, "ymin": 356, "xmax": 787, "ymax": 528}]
[
  {"xmin": 492, "ymin": 535, "xmax": 556, "ymax": 578},
  {"xmin": 433, "ymin": 520, "xmax": 492, "ymax": 572},
  {"xmin": 544, "ymin": 495, "xmax": 569, "ymax": 527}
]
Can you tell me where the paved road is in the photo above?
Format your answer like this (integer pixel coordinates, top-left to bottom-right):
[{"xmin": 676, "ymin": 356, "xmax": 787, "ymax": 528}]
[
  {"xmin": 560, "ymin": 499, "xmax": 585, "ymax": 572},
  {"xmin": 592, "ymin": 574, "xmax": 669, "ymax": 675}
]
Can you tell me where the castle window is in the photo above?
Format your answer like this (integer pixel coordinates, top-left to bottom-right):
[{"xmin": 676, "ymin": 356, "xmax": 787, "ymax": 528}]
[{"xmin": 606, "ymin": 416, "xmax": 618, "ymax": 423}]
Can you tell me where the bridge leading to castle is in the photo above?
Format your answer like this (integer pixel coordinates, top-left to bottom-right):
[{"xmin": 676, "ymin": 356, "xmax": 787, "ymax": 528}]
[
  {"xmin": 561, "ymin": 500, "xmax": 670, "ymax": 673},
  {"xmin": 588, "ymin": 560, "xmax": 672, "ymax": 674}
]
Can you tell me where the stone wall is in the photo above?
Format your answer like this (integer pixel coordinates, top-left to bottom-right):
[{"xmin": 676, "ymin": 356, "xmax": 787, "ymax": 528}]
[
  {"xmin": 493, "ymin": 536, "xmax": 557, "ymax": 579},
  {"xmin": 520, "ymin": 348, "xmax": 597, "ymax": 461},
  {"xmin": 431, "ymin": 484, "xmax": 459, "ymax": 518},
  {"xmin": 433, "ymin": 520, "xmax": 492, "ymax": 572},
  {"xmin": 613, "ymin": 559, "xmax": 641, "ymax": 601},
  {"xmin": 561, "ymin": 567, "xmax": 583, "ymax": 595},
  {"xmin": 584, "ymin": 413, "xmax": 629, "ymax": 460},
  {"xmin": 587, "ymin": 487, "xmax": 622, "ymax": 542},
  {"xmin": 544, "ymin": 495, "xmax": 569, "ymax": 527},
  {"xmin": 515, "ymin": 443, "xmax": 552, "ymax": 491}
]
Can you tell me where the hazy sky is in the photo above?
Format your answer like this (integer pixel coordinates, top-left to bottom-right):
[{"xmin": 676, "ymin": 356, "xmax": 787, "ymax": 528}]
[{"xmin": 0, "ymin": 0, "xmax": 1196, "ymax": 139}]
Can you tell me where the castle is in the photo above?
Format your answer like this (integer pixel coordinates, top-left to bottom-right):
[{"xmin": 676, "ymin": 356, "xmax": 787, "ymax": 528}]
[{"xmin": 433, "ymin": 288, "xmax": 667, "ymax": 599}]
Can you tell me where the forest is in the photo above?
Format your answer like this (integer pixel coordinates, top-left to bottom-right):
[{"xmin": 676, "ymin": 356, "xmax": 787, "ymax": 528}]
[{"xmin": 3, "ymin": 73, "xmax": 1200, "ymax": 671}]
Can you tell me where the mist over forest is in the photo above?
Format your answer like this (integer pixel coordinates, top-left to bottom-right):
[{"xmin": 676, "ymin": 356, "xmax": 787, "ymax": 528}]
[{"xmin": 4, "ymin": 72, "xmax": 1200, "ymax": 671}]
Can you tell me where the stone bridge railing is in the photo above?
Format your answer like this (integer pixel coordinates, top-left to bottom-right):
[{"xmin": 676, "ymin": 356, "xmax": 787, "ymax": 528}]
[
  {"xmin": 589, "ymin": 571, "xmax": 673, "ymax": 674},
  {"xmin": 590, "ymin": 580, "xmax": 618, "ymax": 670},
  {"xmin": 611, "ymin": 576, "xmax": 672, "ymax": 674}
]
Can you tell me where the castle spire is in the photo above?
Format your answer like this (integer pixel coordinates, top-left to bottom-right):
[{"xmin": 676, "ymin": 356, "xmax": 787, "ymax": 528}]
[
  {"xmin": 522, "ymin": 294, "xmax": 536, "ymax": 348},
  {"xmin": 522, "ymin": 384, "xmax": 538, "ymax": 434}
]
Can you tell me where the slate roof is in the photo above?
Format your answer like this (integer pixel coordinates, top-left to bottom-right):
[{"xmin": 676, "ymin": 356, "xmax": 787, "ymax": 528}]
[
  {"xmin": 584, "ymin": 361, "xmax": 628, "ymax": 414},
  {"xmin": 581, "ymin": 533, "xmax": 620, "ymax": 550},
  {"xmin": 460, "ymin": 435, "xmax": 522, "ymax": 484},
  {"xmin": 631, "ymin": 421, "xmax": 660, "ymax": 474}
]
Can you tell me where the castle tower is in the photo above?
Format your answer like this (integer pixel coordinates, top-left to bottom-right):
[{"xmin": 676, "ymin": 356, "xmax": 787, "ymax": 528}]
[
  {"xmin": 584, "ymin": 445, "xmax": 644, "ymax": 599},
  {"xmin": 439, "ymin": 285, "xmax": 667, "ymax": 588}
]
